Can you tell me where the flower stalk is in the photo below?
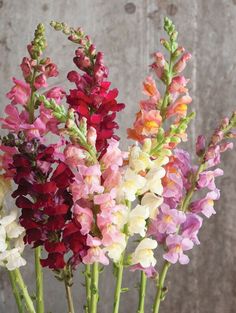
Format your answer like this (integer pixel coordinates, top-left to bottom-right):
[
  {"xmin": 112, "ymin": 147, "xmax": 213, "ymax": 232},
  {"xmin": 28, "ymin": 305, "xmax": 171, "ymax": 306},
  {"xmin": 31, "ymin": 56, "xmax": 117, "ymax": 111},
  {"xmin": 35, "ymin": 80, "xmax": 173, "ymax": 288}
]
[
  {"xmin": 85, "ymin": 265, "xmax": 91, "ymax": 312},
  {"xmin": 14, "ymin": 268, "xmax": 36, "ymax": 313},
  {"xmin": 152, "ymin": 261, "xmax": 170, "ymax": 313},
  {"xmin": 90, "ymin": 262, "xmax": 99, "ymax": 313},
  {"xmin": 64, "ymin": 281, "xmax": 75, "ymax": 313},
  {"xmin": 113, "ymin": 257, "xmax": 124, "ymax": 313},
  {"xmin": 8, "ymin": 270, "xmax": 24, "ymax": 313},
  {"xmin": 35, "ymin": 247, "xmax": 44, "ymax": 313},
  {"xmin": 137, "ymin": 271, "xmax": 147, "ymax": 313}
]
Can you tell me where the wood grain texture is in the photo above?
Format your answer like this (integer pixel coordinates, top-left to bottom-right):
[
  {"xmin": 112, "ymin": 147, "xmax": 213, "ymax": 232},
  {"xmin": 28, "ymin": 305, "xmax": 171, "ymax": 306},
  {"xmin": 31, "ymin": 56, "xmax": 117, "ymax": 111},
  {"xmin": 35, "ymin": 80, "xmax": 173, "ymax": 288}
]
[{"xmin": 1, "ymin": 0, "xmax": 236, "ymax": 312}]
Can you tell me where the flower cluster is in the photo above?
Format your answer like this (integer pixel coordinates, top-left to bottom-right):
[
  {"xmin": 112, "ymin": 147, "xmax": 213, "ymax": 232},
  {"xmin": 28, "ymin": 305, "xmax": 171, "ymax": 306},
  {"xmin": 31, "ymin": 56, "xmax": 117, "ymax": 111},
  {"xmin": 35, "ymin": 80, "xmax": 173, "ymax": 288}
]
[
  {"xmin": 65, "ymin": 137, "xmax": 128, "ymax": 264},
  {"xmin": 0, "ymin": 177, "xmax": 26, "ymax": 271},
  {"xmin": 51, "ymin": 21, "xmax": 125, "ymax": 154}
]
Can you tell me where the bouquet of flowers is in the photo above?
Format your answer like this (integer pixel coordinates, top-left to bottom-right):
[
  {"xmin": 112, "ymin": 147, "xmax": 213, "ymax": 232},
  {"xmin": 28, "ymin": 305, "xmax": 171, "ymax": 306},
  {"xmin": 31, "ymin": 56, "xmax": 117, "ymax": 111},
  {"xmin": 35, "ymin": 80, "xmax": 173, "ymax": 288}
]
[{"xmin": 0, "ymin": 17, "xmax": 235, "ymax": 313}]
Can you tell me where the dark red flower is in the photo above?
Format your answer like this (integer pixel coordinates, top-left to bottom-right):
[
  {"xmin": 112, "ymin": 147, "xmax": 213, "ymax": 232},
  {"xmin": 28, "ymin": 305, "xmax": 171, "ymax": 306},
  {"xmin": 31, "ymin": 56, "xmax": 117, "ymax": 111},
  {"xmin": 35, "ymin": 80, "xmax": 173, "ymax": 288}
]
[{"xmin": 9, "ymin": 139, "xmax": 88, "ymax": 270}]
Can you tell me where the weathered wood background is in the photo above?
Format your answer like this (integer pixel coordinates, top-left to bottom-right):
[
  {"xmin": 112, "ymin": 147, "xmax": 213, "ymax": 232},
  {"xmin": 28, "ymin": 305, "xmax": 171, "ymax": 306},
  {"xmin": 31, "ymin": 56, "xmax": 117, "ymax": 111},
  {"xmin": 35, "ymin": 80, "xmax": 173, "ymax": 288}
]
[{"xmin": 1, "ymin": 0, "xmax": 236, "ymax": 312}]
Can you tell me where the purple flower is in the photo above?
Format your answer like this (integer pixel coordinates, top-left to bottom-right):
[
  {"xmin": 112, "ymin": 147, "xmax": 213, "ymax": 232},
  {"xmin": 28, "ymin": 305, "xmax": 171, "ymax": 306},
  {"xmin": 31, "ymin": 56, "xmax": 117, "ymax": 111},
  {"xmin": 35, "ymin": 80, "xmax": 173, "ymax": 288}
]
[
  {"xmin": 163, "ymin": 234, "xmax": 193, "ymax": 265},
  {"xmin": 181, "ymin": 213, "xmax": 202, "ymax": 245},
  {"xmin": 197, "ymin": 168, "xmax": 223, "ymax": 190},
  {"xmin": 156, "ymin": 204, "xmax": 186, "ymax": 234},
  {"xmin": 163, "ymin": 173, "xmax": 183, "ymax": 200},
  {"xmin": 174, "ymin": 149, "xmax": 192, "ymax": 177},
  {"xmin": 190, "ymin": 189, "xmax": 220, "ymax": 218},
  {"xmin": 147, "ymin": 220, "xmax": 167, "ymax": 244}
]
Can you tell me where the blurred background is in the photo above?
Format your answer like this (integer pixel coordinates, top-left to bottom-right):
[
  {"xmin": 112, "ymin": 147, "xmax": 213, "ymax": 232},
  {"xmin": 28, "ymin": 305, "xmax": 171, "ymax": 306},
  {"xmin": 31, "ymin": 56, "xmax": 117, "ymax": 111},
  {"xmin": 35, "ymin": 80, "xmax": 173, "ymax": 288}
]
[{"xmin": 1, "ymin": 0, "xmax": 236, "ymax": 312}]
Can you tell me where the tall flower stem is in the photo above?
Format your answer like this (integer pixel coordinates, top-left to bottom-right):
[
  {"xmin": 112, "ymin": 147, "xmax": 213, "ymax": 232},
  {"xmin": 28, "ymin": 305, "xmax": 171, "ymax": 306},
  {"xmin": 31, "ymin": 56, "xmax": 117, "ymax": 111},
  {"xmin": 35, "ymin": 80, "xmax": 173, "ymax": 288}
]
[
  {"xmin": 113, "ymin": 258, "xmax": 124, "ymax": 313},
  {"xmin": 85, "ymin": 264, "xmax": 91, "ymax": 312},
  {"xmin": 137, "ymin": 271, "xmax": 147, "ymax": 313},
  {"xmin": 14, "ymin": 268, "xmax": 36, "ymax": 313},
  {"xmin": 35, "ymin": 247, "xmax": 44, "ymax": 313},
  {"xmin": 152, "ymin": 261, "xmax": 170, "ymax": 313},
  {"xmin": 8, "ymin": 270, "xmax": 24, "ymax": 313},
  {"xmin": 64, "ymin": 281, "xmax": 75, "ymax": 313},
  {"xmin": 90, "ymin": 262, "xmax": 99, "ymax": 313}
]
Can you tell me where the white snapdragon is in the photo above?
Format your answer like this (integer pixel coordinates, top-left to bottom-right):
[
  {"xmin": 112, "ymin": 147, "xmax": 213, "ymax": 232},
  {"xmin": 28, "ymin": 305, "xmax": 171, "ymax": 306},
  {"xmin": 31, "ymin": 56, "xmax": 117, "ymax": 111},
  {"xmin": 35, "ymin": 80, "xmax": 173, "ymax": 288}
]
[
  {"xmin": 131, "ymin": 238, "xmax": 157, "ymax": 268},
  {"xmin": 129, "ymin": 145, "xmax": 152, "ymax": 173},
  {"xmin": 0, "ymin": 210, "xmax": 26, "ymax": 271},
  {"xmin": 128, "ymin": 205, "xmax": 149, "ymax": 237},
  {"xmin": 0, "ymin": 248, "xmax": 26, "ymax": 271},
  {"xmin": 104, "ymin": 234, "xmax": 127, "ymax": 262},
  {"xmin": 117, "ymin": 168, "xmax": 146, "ymax": 202},
  {"xmin": 141, "ymin": 165, "xmax": 166, "ymax": 195},
  {"xmin": 141, "ymin": 192, "xmax": 163, "ymax": 219}
]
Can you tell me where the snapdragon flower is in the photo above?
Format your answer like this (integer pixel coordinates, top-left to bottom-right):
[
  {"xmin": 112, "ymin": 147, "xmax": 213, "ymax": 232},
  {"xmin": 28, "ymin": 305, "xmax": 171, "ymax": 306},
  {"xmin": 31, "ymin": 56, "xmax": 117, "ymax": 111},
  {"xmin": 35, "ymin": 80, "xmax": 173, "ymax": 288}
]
[
  {"xmin": 0, "ymin": 210, "xmax": 26, "ymax": 271},
  {"xmin": 131, "ymin": 238, "xmax": 157, "ymax": 268}
]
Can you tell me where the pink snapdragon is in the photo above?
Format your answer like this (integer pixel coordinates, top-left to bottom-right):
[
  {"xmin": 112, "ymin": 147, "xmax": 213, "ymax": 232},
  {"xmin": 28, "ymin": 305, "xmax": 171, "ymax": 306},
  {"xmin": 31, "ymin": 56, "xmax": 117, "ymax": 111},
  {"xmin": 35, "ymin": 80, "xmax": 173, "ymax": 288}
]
[
  {"xmin": 173, "ymin": 52, "xmax": 192, "ymax": 74},
  {"xmin": 151, "ymin": 52, "xmax": 166, "ymax": 79},
  {"xmin": 71, "ymin": 164, "xmax": 104, "ymax": 201},
  {"xmin": 73, "ymin": 203, "xmax": 93, "ymax": 235},
  {"xmin": 6, "ymin": 78, "xmax": 31, "ymax": 106},
  {"xmin": 163, "ymin": 234, "xmax": 193, "ymax": 264},
  {"xmin": 83, "ymin": 235, "xmax": 109, "ymax": 265}
]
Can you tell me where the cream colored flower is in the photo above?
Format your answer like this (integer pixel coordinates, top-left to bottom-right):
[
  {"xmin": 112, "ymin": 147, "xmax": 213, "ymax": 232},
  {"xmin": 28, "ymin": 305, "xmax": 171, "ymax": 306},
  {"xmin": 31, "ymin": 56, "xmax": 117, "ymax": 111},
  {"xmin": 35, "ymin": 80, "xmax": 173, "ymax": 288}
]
[
  {"xmin": 0, "ymin": 226, "xmax": 7, "ymax": 252},
  {"xmin": 0, "ymin": 210, "xmax": 25, "ymax": 239},
  {"xmin": 104, "ymin": 234, "xmax": 126, "ymax": 262},
  {"xmin": 118, "ymin": 169, "xmax": 146, "ymax": 201},
  {"xmin": 131, "ymin": 238, "xmax": 157, "ymax": 268},
  {"xmin": 128, "ymin": 205, "xmax": 149, "ymax": 237},
  {"xmin": 141, "ymin": 165, "xmax": 165, "ymax": 195},
  {"xmin": 141, "ymin": 192, "xmax": 163, "ymax": 219},
  {"xmin": 129, "ymin": 145, "xmax": 152, "ymax": 173},
  {"xmin": 0, "ymin": 210, "xmax": 26, "ymax": 270},
  {"xmin": 0, "ymin": 248, "xmax": 26, "ymax": 271}
]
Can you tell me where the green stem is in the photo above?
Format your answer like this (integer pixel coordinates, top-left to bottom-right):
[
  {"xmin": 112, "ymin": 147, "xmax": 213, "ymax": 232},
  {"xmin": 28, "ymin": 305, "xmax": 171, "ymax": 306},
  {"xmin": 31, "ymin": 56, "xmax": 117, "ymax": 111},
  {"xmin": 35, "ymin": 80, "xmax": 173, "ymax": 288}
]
[
  {"xmin": 14, "ymin": 268, "xmax": 36, "ymax": 313},
  {"xmin": 34, "ymin": 247, "xmax": 44, "ymax": 313},
  {"xmin": 113, "ymin": 260, "xmax": 124, "ymax": 313},
  {"xmin": 64, "ymin": 281, "xmax": 75, "ymax": 313},
  {"xmin": 152, "ymin": 262, "xmax": 170, "ymax": 313},
  {"xmin": 137, "ymin": 271, "xmax": 147, "ymax": 313},
  {"xmin": 90, "ymin": 262, "xmax": 99, "ymax": 313},
  {"xmin": 85, "ymin": 264, "xmax": 91, "ymax": 312},
  {"xmin": 160, "ymin": 42, "xmax": 173, "ymax": 119},
  {"xmin": 8, "ymin": 270, "xmax": 24, "ymax": 313},
  {"xmin": 28, "ymin": 66, "xmax": 37, "ymax": 123}
]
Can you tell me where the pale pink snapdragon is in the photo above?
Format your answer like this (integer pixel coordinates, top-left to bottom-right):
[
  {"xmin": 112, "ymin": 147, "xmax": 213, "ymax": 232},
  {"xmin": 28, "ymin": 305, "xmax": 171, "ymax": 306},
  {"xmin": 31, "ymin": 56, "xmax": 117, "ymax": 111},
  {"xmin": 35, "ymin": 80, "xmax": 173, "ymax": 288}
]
[
  {"xmin": 83, "ymin": 235, "xmax": 109, "ymax": 265},
  {"xmin": 73, "ymin": 203, "xmax": 93, "ymax": 235},
  {"xmin": 71, "ymin": 164, "xmax": 104, "ymax": 201},
  {"xmin": 64, "ymin": 145, "xmax": 86, "ymax": 167}
]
